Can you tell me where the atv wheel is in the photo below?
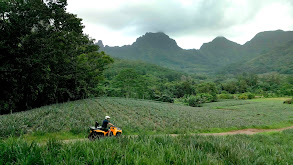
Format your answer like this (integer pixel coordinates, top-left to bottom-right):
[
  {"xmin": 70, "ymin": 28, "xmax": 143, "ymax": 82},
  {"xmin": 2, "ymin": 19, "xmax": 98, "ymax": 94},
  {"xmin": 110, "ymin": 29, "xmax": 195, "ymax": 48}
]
[
  {"xmin": 88, "ymin": 133, "xmax": 101, "ymax": 141},
  {"xmin": 109, "ymin": 131, "xmax": 113, "ymax": 137},
  {"xmin": 116, "ymin": 132, "xmax": 121, "ymax": 137}
]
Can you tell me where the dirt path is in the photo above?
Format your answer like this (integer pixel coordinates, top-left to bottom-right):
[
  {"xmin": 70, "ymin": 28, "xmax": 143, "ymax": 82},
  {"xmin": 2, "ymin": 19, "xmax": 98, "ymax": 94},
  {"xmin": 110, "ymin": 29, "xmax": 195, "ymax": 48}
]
[
  {"xmin": 198, "ymin": 125, "xmax": 293, "ymax": 136},
  {"xmin": 62, "ymin": 125, "xmax": 293, "ymax": 143}
]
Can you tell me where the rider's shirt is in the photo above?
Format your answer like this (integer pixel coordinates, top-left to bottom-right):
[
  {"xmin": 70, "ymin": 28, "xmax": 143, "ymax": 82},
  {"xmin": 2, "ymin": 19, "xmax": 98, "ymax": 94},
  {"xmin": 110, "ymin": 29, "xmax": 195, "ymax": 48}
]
[{"xmin": 102, "ymin": 119, "xmax": 109, "ymax": 129}]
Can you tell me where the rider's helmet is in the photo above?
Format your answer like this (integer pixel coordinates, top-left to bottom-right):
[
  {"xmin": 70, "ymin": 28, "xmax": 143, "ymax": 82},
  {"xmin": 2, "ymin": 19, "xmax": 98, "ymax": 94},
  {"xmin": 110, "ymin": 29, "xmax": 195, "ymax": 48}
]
[{"xmin": 105, "ymin": 116, "xmax": 110, "ymax": 119}]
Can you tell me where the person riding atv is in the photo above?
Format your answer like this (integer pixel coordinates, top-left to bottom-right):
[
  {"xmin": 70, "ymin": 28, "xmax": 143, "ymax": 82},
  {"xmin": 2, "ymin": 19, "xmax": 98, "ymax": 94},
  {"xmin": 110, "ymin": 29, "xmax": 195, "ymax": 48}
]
[
  {"xmin": 102, "ymin": 116, "xmax": 114, "ymax": 132},
  {"xmin": 88, "ymin": 116, "xmax": 122, "ymax": 140}
]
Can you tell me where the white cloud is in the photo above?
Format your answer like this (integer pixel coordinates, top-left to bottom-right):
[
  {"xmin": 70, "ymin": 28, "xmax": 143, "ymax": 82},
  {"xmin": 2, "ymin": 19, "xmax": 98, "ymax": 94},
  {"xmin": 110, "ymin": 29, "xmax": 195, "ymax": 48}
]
[{"xmin": 66, "ymin": 0, "xmax": 293, "ymax": 49}]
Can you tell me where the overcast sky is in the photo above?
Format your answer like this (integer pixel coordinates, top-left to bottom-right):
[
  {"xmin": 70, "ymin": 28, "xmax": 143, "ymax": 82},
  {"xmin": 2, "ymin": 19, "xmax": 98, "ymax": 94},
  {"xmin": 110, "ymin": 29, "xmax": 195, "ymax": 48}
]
[{"xmin": 66, "ymin": 0, "xmax": 293, "ymax": 49}]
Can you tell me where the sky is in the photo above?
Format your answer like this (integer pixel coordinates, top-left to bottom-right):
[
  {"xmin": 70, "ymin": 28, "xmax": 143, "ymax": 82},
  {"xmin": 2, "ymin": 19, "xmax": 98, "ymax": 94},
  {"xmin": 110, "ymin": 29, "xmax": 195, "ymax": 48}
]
[{"xmin": 66, "ymin": 0, "xmax": 293, "ymax": 49}]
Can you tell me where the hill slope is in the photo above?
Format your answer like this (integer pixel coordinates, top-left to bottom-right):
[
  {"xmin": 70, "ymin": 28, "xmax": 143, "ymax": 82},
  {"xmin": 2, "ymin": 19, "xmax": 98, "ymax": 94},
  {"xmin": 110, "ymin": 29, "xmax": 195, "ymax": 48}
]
[
  {"xmin": 244, "ymin": 30, "xmax": 293, "ymax": 55},
  {"xmin": 1, "ymin": 97, "xmax": 292, "ymax": 137},
  {"xmin": 104, "ymin": 58, "xmax": 192, "ymax": 81},
  {"xmin": 231, "ymin": 41, "xmax": 293, "ymax": 74}
]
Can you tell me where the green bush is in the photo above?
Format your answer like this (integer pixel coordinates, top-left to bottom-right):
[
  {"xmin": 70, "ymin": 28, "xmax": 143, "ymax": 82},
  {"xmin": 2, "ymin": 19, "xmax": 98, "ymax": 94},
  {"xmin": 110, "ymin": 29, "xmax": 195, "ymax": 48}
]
[
  {"xmin": 262, "ymin": 92, "xmax": 278, "ymax": 98},
  {"xmin": 238, "ymin": 93, "xmax": 255, "ymax": 100},
  {"xmin": 186, "ymin": 95, "xmax": 201, "ymax": 107},
  {"xmin": 198, "ymin": 93, "xmax": 214, "ymax": 103},
  {"xmin": 218, "ymin": 94, "xmax": 234, "ymax": 99},
  {"xmin": 238, "ymin": 94, "xmax": 248, "ymax": 100},
  {"xmin": 196, "ymin": 83, "xmax": 218, "ymax": 102},
  {"xmin": 181, "ymin": 93, "xmax": 214, "ymax": 107},
  {"xmin": 247, "ymin": 93, "xmax": 255, "ymax": 99},
  {"xmin": 156, "ymin": 95, "xmax": 174, "ymax": 103}
]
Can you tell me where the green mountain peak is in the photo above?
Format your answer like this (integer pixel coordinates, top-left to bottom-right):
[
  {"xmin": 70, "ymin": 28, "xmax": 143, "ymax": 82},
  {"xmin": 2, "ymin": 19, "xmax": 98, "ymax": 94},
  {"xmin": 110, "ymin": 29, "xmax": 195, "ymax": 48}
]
[{"xmin": 132, "ymin": 32, "xmax": 181, "ymax": 50}]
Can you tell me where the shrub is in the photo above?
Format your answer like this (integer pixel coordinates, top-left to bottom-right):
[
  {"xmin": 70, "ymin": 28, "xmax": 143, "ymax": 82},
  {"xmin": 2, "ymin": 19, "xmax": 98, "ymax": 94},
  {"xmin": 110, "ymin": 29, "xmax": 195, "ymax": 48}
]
[
  {"xmin": 198, "ymin": 93, "xmax": 214, "ymax": 103},
  {"xmin": 156, "ymin": 95, "xmax": 174, "ymax": 103},
  {"xmin": 186, "ymin": 95, "xmax": 201, "ymax": 107},
  {"xmin": 196, "ymin": 83, "xmax": 218, "ymax": 102},
  {"xmin": 238, "ymin": 94, "xmax": 248, "ymax": 100},
  {"xmin": 218, "ymin": 94, "xmax": 234, "ymax": 99},
  {"xmin": 181, "ymin": 93, "xmax": 214, "ymax": 107},
  {"xmin": 283, "ymin": 99, "xmax": 292, "ymax": 104},
  {"xmin": 238, "ymin": 93, "xmax": 255, "ymax": 100},
  {"xmin": 247, "ymin": 93, "xmax": 255, "ymax": 99},
  {"xmin": 262, "ymin": 92, "xmax": 278, "ymax": 98}
]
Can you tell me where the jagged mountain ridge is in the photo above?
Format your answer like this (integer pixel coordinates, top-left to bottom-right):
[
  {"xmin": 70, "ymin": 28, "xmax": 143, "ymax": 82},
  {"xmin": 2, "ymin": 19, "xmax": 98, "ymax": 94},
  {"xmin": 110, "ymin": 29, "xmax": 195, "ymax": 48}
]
[
  {"xmin": 103, "ymin": 32, "xmax": 210, "ymax": 73},
  {"xmin": 98, "ymin": 30, "xmax": 293, "ymax": 74},
  {"xmin": 133, "ymin": 32, "xmax": 181, "ymax": 50}
]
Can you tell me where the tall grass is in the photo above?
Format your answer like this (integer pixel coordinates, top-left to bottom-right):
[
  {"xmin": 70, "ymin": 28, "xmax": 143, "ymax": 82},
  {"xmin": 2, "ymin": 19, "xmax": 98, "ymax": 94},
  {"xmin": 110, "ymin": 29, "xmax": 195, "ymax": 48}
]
[
  {"xmin": 2, "ymin": 129, "xmax": 293, "ymax": 164},
  {"xmin": 1, "ymin": 97, "xmax": 292, "ymax": 138}
]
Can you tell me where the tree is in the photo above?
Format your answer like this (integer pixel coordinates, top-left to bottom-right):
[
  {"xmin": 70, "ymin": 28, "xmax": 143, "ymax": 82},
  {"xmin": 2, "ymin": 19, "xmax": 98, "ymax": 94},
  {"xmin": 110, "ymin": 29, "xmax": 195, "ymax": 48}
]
[
  {"xmin": 0, "ymin": 0, "xmax": 113, "ymax": 114},
  {"xmin": 221, "ymin": 81, "xmax": 237, "ymax": 94},
  {"xmin": 196, "ymin": 82, "xmax": 218, "ymax": 101},
  {"xmin": 112, "ymin": 69, "xmax": 149, "ymax": 99}
]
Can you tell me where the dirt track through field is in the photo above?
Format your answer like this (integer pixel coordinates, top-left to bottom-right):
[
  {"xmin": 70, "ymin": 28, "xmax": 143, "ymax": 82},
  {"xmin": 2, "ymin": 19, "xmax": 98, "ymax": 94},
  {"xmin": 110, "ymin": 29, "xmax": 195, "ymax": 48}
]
[
  {"xmin": 62, "ymin": 125, "xmax": 293, "ymax": 143},
  {"xmin": 196, "ymin": 125, "xmax": 293, "ymax": 136}
]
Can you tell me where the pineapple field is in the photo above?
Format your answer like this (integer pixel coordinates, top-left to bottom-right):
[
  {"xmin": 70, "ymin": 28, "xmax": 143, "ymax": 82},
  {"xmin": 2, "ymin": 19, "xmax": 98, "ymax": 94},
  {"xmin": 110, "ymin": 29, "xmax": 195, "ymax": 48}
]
[{"xmin": 1, "ymin": 97, "xmax": 292, "ymax": 138}]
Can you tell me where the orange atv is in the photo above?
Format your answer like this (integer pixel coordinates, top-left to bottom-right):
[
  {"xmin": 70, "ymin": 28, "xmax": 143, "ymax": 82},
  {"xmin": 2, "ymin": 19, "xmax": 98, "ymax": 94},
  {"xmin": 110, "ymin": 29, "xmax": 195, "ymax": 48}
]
[{"xmin": 88, "ymin": 121, "xmax": 122, "ymax": 140}]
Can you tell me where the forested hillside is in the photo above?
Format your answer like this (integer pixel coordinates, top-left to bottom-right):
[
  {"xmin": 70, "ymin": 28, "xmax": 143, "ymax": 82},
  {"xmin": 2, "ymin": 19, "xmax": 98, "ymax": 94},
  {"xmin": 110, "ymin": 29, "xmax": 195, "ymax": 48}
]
[
  {"xmin": 104, "ymin": 58, "xmax": 193, "ymax": 81},
  {"xmin": 99, "ymin": 59, "xmax": 209, "ymax": 102},
  {"xmin": 199, "ymin": 36, "xmax": 244, "ymax": 67},
  {"xmin": 230, "ymin": 41, "xmax": 293, "ymax": 74},
  {"xmin": 243, "ymin": 30, "xmax": 293, "ymax": 55}
]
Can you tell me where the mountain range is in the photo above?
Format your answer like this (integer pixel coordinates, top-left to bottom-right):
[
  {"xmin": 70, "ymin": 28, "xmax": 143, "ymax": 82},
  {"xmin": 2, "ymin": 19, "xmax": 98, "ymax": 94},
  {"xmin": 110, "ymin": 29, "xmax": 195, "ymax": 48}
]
[{"xmin": 97, "ymin": 30, "xmax": 293, "ymax": 74}]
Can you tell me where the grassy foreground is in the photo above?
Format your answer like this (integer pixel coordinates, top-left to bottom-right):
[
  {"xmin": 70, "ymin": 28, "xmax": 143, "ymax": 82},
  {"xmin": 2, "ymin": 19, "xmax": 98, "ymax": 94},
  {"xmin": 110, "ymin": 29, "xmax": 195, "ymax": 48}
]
[
  {"xmin": 2, "ymin": 129, "xmax": 293, "ymax": 164},
  {"xmin": 1, "ymin": 97, "xmax": 292, "ymax": 138}
]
